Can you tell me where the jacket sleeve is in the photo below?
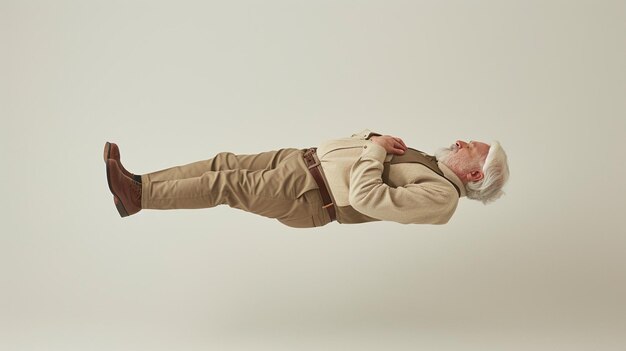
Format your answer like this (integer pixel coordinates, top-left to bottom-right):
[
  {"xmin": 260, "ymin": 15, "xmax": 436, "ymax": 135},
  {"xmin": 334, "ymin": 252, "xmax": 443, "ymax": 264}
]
[{"xmin": 348, "ymin": 142, "xmax": 459, "ymax": 224}]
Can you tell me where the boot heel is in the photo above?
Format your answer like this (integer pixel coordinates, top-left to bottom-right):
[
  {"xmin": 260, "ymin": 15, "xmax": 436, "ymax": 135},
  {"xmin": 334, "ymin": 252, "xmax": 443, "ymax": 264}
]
[{"xmin": 114, "ymin": 196, "xmax": 129, "ymax": 217}]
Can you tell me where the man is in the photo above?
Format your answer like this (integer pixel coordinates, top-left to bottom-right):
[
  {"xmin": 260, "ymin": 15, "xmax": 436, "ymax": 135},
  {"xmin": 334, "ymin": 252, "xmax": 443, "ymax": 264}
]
[{"xmin": 104, "ymin": 129, "xmax": 509, "ymax": 227}]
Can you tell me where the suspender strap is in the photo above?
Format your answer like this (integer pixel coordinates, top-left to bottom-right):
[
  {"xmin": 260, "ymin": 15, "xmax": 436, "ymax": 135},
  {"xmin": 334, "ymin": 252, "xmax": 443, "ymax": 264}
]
[{"xmin": 302, "ymin": 148, "xmax": 337, "ymax": 222}]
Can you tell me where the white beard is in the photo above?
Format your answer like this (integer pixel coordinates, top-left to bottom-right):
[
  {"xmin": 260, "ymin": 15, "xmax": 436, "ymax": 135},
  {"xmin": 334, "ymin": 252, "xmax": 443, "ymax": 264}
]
[{"xmin": 434, "ymin": 144, "xmax": 458, "ymax": 164}]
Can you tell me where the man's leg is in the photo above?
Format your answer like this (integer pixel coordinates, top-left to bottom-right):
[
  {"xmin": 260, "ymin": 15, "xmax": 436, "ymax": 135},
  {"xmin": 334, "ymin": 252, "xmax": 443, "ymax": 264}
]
[
  {"xmin": 142, "ymin": 149, "xmax": 300, "ymax": 182},
  {"xmin": 141, "ymin": 149, "xmax": 331, "ymax": 227}
]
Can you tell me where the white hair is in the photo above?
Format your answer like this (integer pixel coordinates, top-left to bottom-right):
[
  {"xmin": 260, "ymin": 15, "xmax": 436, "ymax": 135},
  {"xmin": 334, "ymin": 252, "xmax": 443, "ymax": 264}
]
[{"xmin": 465, "ymin": 141, "xmax": 510, "ymax": 204}]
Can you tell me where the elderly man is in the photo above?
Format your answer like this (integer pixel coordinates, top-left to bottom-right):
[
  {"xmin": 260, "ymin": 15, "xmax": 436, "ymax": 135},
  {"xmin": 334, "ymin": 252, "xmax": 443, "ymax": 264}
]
[{"xmin": 104, "ymin": 129, "xmax": 509, "ymax": 227}]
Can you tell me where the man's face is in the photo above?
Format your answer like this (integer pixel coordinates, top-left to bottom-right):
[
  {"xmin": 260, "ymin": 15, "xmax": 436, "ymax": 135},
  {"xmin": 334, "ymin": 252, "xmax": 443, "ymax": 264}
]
[{"xmin": 436, "ymin": 140, "xmax": 490, "ymax": 182}]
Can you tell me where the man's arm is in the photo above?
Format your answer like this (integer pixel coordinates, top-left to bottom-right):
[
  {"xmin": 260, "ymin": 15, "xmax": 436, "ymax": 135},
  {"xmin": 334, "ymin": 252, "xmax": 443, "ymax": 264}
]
[
  {"xmin": 369, "ymin": 135, "xmax": 407, "ymax": 155},
  {"xmin": 347, "ymin": 137, "xmax": 458, "ymax": 225}
]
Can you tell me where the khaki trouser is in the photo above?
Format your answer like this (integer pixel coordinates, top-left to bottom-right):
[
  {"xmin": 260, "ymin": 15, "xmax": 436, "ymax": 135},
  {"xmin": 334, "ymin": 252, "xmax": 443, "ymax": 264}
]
[{"xmin": 140, "ymin": 148, "xmax": 332, "ymax": 228}]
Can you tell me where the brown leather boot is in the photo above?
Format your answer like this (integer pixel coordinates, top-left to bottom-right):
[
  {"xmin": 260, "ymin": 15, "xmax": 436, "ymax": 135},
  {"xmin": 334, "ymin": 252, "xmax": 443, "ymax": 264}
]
[
  {"xmin": 106, "ymin": 159, "xmax": 142, "ymax": 217},
  {"xmin": 103, "ymin": 142, "xmax": 139, "ymax": 181}
]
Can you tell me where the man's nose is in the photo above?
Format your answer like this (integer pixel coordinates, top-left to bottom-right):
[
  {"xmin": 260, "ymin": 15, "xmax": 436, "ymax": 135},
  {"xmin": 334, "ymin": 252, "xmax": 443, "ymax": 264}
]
[{"xmin": 456, "ymin": 140, "xmax": 468, "ymax": 148}]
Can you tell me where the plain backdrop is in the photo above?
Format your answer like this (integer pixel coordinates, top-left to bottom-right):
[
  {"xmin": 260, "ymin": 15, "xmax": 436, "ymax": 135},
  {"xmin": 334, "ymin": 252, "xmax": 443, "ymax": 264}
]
[{"xmin": 2, "ymin": 1, "xmax": 625, "ymax": 350}]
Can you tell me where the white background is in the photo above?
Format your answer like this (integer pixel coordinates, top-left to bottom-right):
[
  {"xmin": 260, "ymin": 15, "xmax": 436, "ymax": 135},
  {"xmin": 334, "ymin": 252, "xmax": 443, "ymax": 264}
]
[{"xmin": 2, "ymin": 1, "xmax": 625, "ymax": 350}]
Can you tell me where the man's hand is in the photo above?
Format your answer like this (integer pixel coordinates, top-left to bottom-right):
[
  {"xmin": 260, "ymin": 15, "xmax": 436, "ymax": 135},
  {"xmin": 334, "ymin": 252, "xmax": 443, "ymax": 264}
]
[{"xmin": 369, "ymin": 135, "xmax": 407, "ymax": 155}]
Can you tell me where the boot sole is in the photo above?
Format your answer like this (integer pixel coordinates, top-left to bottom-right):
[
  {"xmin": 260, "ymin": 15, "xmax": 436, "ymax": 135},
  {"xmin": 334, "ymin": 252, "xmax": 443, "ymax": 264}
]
[{"xmin": 103, "ymin": 142, "xmax": 111, "ymax": 163}]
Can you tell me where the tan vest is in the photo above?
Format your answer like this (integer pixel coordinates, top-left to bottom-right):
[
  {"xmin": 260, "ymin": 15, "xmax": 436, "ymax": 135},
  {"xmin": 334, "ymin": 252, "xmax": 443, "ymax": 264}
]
[{"xmin": 334, "ymin": 148, "xmax": 460, "ymax": 224}]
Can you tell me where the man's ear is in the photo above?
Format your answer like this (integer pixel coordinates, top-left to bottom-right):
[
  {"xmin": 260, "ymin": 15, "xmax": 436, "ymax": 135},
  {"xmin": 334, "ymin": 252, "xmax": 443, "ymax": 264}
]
[{"xmin": 468, "ymin": 170, "xmax": 484, "ymax": 182}]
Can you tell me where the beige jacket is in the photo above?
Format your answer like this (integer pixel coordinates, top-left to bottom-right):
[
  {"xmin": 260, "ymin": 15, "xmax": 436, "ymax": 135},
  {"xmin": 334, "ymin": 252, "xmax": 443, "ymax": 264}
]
[{"xmin": 317, "ymin": 129, "xmax": 466, "ymax": 225}]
